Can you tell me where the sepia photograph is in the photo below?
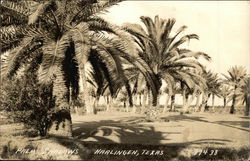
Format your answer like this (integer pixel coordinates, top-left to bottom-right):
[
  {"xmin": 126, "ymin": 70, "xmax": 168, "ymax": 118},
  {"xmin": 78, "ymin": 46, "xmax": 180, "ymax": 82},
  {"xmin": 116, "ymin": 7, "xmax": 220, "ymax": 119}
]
[{"xmin": 0, "ymin": 0, "xmax": 249, "ymax": 160}]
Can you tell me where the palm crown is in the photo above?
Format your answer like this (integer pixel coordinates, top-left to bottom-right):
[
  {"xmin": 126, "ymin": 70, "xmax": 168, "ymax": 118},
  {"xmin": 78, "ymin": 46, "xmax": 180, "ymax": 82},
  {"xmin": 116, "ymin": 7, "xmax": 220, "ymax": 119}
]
[{"xmin": 123, "ymin": 15, "xmax": 210, "ymax": 106}]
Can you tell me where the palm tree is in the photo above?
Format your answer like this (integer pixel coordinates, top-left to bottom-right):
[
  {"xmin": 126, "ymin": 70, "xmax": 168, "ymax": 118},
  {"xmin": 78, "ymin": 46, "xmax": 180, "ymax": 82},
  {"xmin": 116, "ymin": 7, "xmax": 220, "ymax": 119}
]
[
  {"xmin": 209, "ymin": 73, "xmax": 221, "ymax": 110},
  {"xmin": 223, "ymin": 66, "xmax": 248, "ymax": 114},
  {"xmin": 219, "ymin": 85, "xmax": 231, "ymax": 108},
  {"xmin": 199, "ymin": 70, "xmax": 221, "ymax": 112},
  {"xmin": 116, "ymin": 86, "xmax": 129, "ymax": 112},
  {"xmin": 1, "ymin": 0, "xmax": 142, "ymax": 137},
  {"xmin": 123, "ymin": 16, "xmax": 210, "ymax": 111}
]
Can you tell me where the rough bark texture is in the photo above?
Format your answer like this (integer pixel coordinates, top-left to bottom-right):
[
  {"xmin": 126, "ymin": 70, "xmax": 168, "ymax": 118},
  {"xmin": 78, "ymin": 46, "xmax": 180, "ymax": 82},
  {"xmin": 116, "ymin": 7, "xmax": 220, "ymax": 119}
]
[
  {"xmin": 48, "ymin": 109, "xmax": 72, "ymax": 137},
  {"xmin": 152, "ymin": 92, "xmax": 158, "ymax": 107},
  {"xmin": 47, "ymin": 67, "xmax": 72, "ymax": 137},
  {"xmin": 79, "ymin": 65, "xmax": 93, "ymax": 115}
]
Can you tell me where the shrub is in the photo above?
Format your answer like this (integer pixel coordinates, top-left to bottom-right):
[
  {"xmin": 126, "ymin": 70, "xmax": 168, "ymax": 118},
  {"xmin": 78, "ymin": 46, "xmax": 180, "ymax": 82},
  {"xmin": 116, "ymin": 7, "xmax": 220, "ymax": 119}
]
[{"xmin": 0, "ymin": 72, "xmax": 55, "ymax": 136}]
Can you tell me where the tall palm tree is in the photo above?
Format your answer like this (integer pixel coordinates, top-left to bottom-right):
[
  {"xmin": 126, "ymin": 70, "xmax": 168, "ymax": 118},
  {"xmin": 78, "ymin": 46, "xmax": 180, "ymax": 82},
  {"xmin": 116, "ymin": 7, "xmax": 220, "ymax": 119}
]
[
  {"xmin": 1, "ymin": 0, "xmax": 142, "ymax": 137},
  {"xmin": 223, "ymin": 66, "xmax": 248, "ymax": 114},
  {"xmin": 123, "ymin": 15, "xmax": 210, "ymax": 110}
]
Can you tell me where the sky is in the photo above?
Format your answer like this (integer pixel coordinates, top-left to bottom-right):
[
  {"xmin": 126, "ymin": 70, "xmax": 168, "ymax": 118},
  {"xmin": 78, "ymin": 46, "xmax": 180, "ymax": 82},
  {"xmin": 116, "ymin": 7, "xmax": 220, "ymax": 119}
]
[{"xmin": 101, "ymin": 1, "xmax": 250, "ymax": 76}]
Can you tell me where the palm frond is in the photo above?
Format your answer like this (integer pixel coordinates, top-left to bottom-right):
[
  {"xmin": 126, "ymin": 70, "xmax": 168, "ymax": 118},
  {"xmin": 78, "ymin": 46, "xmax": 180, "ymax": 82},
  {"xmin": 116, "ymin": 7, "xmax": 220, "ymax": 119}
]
[
  {"xmin": 70, "ymin": 22, "xmax": 91, "ymax": 66},
  {"xmin": 1, "ymin": 37, "xmax": 42, "ymax": 78},
  {"xmin": 71, "ymin": 0, "xmax": 122, "ymax": 25},
  {"xmin": 160, "ymin": 18, "xmax": 176, "ymax": 43},
  {"xmin": 0, "ymin": 1, "xmax": 31, "ymax": 17},
  {"xmin": 38, "ymin": 34, "xmax": 70, "ymax": 84},
  {"xmin": 28, "ymin": 0, "xmax": 54, "ymax": 24},
  {"xmin": 140, "ymin": 16, "xmax": 156, "ymax": 41},
  {"xmin": 169, "ymin": 34, "xmax": 199, "ymax": 51},
  {"xmin": 122, "ymin": 23, "xmax": 148, "ymax": 38}
]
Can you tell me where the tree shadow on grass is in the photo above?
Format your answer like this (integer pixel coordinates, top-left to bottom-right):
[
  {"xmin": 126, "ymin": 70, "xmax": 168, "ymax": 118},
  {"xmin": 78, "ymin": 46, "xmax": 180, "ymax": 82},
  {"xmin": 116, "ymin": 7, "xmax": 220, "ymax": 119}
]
[
  {"xmin": 240, "ymin": 116, "xmax": 250, "ymax": 119},
  {"xmin": 161, "ymin": 114, "xmax": 250, "ymax": 132},
  {"xmin": 214, "ymin": 121, "xmax": 249, "ymax": 128},
  {"xmin": 73, "ymin": 119, "xmax": 167, "ymax": 144}
]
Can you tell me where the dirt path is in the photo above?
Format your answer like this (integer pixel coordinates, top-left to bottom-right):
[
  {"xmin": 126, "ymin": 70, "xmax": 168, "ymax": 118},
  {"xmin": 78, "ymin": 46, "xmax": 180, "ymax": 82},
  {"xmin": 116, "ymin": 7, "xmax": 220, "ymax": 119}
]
[{"xmin": 72, "ymin": 112, "xmax": 250, "ymax": 148}]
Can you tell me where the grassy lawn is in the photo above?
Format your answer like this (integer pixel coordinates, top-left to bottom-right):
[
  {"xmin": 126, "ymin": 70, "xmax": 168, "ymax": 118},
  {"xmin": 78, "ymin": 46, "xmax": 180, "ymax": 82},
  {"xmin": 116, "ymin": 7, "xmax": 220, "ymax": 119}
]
[{"xmin": 0, "ymin": 111, "xmax": 249, "ymax": 160}]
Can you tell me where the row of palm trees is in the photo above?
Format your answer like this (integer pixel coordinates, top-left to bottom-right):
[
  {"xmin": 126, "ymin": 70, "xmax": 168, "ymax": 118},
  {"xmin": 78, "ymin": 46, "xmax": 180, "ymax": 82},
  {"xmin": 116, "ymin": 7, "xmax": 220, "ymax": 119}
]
[
  {"xmin": 0, "ymin": 0, "xmax": 249, "ymax": 137},
  {"xmin": 115, "ymin": 66, "xmax": 249, "ymax": 114}
]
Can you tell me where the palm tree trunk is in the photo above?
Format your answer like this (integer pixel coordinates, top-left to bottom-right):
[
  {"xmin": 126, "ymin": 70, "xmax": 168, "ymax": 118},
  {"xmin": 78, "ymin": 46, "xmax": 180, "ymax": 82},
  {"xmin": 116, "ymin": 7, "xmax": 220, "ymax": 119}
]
[
  {"xmin": 212, "ymin": 94, "xmax": 215, "ymax": 110},
  {"xmin": 183, "ymin": 89, "xmax": 187, "ymax": 106},
  {"xmin": 195, "ymin": 94, "xmax": 201, "ymax": 111},
  {"xmin": 163, "ymin": 94, "xmax": 170, "ymax": 113},
  {"xmin": 223, "ymin": 97, "xmax": 227, "ymax": 108},
  {"xmin": 125, "ymin": 80, "xmax": 133, "ymax": 107},
  {"xmin": 146, "ymin": 89, "xmax": 160, "ymax": 120},
  {"xmin": 79, "ymin": 65, "xmax": 93, "ymax": 115},
  {"xmin": 147, "ymin": 91, "xmax": 152, "ymax": 107},
  {"xmin": 200, "ymin": 92, "xmax": 208, "ymax": 112},
  {"xmin": 125, "ymin": 100, "xmax": 129, "ymax": 112},
  {"xmin": 230, "ymin": 85, "xmax": 238, "ymax": 114},
  {"xmin": 106, "ymin": 95, "xmax": 114, "ymax": 112},
  {"xmin": 170, "ymin": 94, "xmax": 175, "ymax": 111},
  {"xmin": 183, "ymin": 94, "xmax": 195, "ymax": 112},
  {"xmin": 139, "ymin": 94, "xmax": 142, "ymax": 106},
  {"xmin": 152, "ymin": 92, "xmax": 158, "ymax": 107},
  {"xmin": 152, "ymin": 88, "xmax": 159, "ymax": 107},
  {"xmin": 86, "ymin": 96, "xmax": 95, "ymax": 114},
  {"xmin": 48, "ymin": 67, "xmax": 72, "ymax": 137},
  {"xmin": 245, "ymin": 95, "xmax": 249, "ymax": 116},
  {"xmin": 106, "ymin": 95, "xmax": 110, "ymax": 111},
  {"xmin": 93, "ymin": 96, "xmax": 99, "ymax": 114},
  {"xmin": 182, "ymin": 89, "xmax": 189, "ymax": 112},
  {"xmin": 132, "ymin": 94, "xmax": 140, "ymax": 113},
  {"xmin": 230, "ymin": 94, "xmax": 236, "ymax": 114},
  {"xmin": 142, "ymin": 90, "xmax": 147, "ymax": 108},
  {"xmin": 245, "ymin": 79, "xmax": 250, "ymax": 116},
  {"xmin": 157, "ymin": 94, "xmax": 160, "ymax": 107},
  {"xmin": 108, "ymin": 96, "xmax": 114, "ymax": 112},
  {"xmin": 132, "ymin": 105, "xmax": 136, "ymax": 113}
]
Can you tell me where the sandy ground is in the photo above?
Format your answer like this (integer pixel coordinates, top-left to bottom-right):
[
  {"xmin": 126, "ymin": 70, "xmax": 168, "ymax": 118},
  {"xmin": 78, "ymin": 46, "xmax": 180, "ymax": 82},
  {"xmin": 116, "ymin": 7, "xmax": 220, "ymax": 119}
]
[{"xmin": 72, "ymin": 111, "xmax": 250, "ymax": 148}]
